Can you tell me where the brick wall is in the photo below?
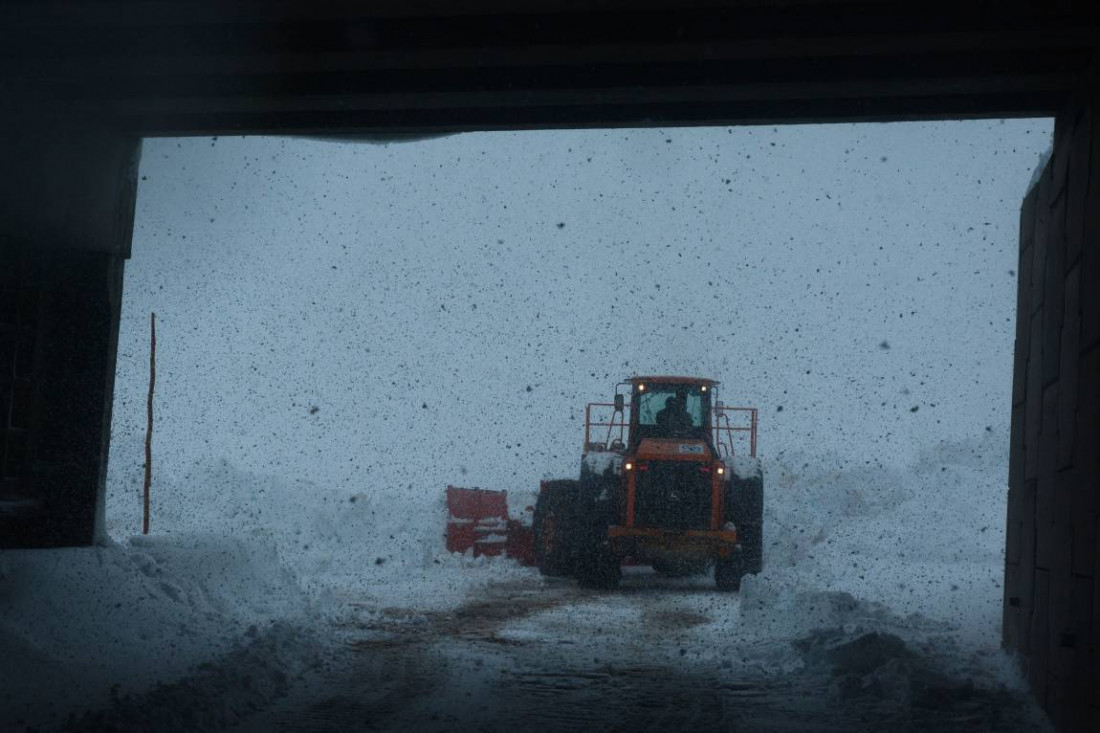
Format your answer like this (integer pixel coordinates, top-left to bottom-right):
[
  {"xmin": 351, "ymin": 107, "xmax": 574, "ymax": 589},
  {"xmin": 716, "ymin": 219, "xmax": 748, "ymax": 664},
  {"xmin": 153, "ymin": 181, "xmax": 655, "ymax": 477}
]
[{"xmin": 1003, "ymin": 62, "xmax": 1100, "ymax": 731}]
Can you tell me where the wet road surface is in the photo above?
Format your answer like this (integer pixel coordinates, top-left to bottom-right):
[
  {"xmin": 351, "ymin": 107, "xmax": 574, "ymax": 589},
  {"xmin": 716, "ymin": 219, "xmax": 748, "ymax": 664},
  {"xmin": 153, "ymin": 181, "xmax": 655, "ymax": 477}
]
[{"xmin": 230, "ymin": 570, "xmax": 1045, "ymax": 733}]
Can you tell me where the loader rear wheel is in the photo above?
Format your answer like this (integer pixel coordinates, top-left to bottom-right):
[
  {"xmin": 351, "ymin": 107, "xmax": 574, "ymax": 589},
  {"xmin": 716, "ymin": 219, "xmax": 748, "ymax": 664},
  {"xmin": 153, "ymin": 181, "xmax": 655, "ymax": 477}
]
[
  {"xmin": 534, "ymin": 480, "xmax": 578, "ymax": 577},
  {"xmin": 575, "ymin": 547, "xmax": 621, "ymax": 590},
  {"xmin": 714, "ymin": 558, "xmax": 742, "ymax": 592}
]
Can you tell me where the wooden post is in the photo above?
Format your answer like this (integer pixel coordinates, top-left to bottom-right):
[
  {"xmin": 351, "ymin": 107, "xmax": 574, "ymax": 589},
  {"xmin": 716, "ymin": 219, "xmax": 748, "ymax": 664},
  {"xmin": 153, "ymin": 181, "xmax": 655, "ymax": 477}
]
[{"xmin": 143, "ymin": 312, "xmax": 155, "ymax": 535}]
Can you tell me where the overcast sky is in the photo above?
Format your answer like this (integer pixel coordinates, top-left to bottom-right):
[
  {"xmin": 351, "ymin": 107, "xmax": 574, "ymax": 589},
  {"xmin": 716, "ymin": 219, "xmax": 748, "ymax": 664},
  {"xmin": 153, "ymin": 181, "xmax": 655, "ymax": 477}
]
[{"xmin": 107, "ymin": 120, "xmax": 1052, "ymax": 505}]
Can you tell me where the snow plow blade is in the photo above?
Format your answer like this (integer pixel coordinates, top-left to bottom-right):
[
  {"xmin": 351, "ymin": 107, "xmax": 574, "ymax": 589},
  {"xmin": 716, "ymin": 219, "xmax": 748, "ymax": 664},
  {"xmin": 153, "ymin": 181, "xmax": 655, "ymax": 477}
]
[{"xmin": 445, "ymin": 486, "xmax": 535, "ymax": 566}]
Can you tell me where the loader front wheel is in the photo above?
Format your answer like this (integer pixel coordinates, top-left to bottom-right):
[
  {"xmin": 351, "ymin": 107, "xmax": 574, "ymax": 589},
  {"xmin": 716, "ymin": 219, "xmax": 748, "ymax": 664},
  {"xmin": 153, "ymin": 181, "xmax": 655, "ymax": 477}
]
[
  {"xmin": 726, "ymin": 472, "xmax": 765, "ymax": 576},
  {"xmin": 534, "ymin": 481, "xmax": 578, "ymax": 577}
]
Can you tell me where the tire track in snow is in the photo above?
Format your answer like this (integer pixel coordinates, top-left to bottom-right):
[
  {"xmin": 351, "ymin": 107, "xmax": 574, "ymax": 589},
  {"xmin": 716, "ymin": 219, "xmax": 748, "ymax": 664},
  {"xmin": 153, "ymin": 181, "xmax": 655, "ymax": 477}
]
[
  {"xmin": 235, "ymin": 573, "xmax": 1051, "ymax": 733},
  {"xmin": 237, "ymin": 576, "xmax": 584, "ymax": 732}
]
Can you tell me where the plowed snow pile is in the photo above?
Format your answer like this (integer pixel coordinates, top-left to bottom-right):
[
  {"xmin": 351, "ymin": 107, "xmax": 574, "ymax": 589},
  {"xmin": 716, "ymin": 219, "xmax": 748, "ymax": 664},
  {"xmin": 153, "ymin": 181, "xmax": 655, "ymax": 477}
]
[
  {"xmin": 0, "ymin": 534, "xmax": 314, "ymax": 729},
  {"xmin": 0, "ymin": 469, "xmax": 524, "ymax": 731},
  {"xmin": 755, "ymin": 437, "xmax": 1010, "ymax": 647}
]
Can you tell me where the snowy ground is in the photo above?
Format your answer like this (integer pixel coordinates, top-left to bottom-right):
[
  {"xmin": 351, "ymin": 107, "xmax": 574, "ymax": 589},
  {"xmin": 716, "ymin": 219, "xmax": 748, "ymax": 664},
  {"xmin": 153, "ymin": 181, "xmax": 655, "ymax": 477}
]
[
  {"xmin": 0, "ymin": 534, "xmax": 312, "ymax": 731},
  {"xmin": 0, "ymin": 121, "xmax": 1055, "ymax": 730},
  {"xmin": 1, "ymin": 437, "xmax": 1050, "ymax": 732},
  {"xmin": 231, "ymin": 573, "xmax": 1047, "ymax": 733}
]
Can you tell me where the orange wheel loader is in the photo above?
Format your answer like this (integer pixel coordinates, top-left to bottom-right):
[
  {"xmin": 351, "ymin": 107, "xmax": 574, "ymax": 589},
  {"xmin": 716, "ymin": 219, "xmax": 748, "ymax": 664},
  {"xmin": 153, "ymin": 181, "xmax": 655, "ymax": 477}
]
[{"xmin": 533, "ymin": 376, "xmax": 763, "ymax": 591}]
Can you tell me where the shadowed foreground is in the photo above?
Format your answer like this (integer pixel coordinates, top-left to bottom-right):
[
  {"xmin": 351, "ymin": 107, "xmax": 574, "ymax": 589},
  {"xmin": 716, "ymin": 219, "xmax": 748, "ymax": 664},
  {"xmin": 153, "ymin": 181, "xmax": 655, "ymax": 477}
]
[{"xmin": 221, "ymin": 573, "xmax": 1045, "ymax": 733}]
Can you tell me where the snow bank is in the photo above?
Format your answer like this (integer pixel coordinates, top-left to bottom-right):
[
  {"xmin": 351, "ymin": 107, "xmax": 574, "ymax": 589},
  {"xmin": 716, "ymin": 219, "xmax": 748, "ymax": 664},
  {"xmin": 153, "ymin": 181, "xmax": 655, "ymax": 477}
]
[
  {"xmin": 732, "ymin": 454, "xmax": 762, "ymax": 480},
  {"xmin": 747, "ymin": 434, "xmax": 1010, "ymax": 648},
  {"xmin": 59, "ymin": 622, "xmax": 324, "ymax": 733},
  {"xmin": 582, "ymin": 450, "xmax": 623, "ymax": 477},
  {"xmin": 789, "ymin": 625, "xmax": 1045, "ymax": 730},
  {"xmin": 109, "ymin": 458, "xmax": 529, "ymax": 610},
  {"xmin": 0, "ymin": 535, "xmax": 308, "ymax": 731},
  {"xmin": 3, "ymin": 458, "xmax": 532, "ymax": 730}
]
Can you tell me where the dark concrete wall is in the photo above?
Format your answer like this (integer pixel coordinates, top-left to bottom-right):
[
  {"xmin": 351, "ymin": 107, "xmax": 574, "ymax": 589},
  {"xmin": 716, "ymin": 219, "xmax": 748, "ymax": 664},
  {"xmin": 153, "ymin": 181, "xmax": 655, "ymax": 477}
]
[
  {"xmin": 5, "ymin": 1, "xmax": 1097, "ymax": 135},
  {"xmin": 1003, "ymin": 62, "xmax": 1100, "ymax": 731},
  {"xmin": 0, "ymin": 116, "xmax": 138, "ymax": 548},
  {"xmin": 0, "ymin": 244, "xmax": 38, "ymax": 523},
  {"xmin": 0, "ymin": 112, "xmax": 140, "ymax": 258}
]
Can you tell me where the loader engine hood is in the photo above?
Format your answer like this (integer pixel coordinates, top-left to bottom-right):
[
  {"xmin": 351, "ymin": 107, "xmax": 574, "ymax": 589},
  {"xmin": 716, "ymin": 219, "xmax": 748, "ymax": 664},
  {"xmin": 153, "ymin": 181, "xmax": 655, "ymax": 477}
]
[{"xmin": 634, "ymin": 438, "xmax": 713, "ymax": 462}]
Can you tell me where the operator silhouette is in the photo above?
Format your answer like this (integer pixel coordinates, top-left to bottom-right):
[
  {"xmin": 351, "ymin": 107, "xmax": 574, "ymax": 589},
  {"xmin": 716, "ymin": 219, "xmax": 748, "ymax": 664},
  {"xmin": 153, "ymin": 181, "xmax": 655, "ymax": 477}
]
[{"xmin": 656, "ymin": 395, "xmax": 692, "ymax": 433}]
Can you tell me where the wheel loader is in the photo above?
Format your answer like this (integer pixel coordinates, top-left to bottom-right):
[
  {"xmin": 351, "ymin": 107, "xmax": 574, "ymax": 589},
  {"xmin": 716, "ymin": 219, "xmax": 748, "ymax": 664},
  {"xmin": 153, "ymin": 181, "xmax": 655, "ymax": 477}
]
[{"xmin": 533, "ymin": 376, "xmax": 763, "ymax": 590}]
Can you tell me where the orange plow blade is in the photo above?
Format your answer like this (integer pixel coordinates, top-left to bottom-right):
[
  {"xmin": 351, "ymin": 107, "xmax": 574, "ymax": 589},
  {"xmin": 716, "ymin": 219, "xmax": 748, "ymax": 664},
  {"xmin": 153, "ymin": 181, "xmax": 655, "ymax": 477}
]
[{"xmin": 445, "ymin": 486, "xmax": 535, "ymax": 566}]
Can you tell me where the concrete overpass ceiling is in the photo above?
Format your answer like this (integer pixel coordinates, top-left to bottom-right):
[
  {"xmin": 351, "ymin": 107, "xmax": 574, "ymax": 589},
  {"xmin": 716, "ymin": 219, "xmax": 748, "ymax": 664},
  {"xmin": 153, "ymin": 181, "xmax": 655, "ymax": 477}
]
[{"xmin": 2, "ymin": 1, "xmax": 1097, "ymax": 135}]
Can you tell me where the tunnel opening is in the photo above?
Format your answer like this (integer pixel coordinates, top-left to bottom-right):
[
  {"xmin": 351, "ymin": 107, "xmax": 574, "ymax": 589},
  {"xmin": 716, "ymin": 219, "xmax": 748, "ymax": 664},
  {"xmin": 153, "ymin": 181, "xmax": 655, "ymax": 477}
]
[{"xmin": 4, "ymin": 120, "xmax": 1062, "ymax": 730}]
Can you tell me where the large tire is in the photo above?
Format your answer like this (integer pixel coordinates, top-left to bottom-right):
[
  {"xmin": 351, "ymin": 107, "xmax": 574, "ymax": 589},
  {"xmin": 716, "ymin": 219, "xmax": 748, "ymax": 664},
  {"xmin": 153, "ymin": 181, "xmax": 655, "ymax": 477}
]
[
  {"xmin": 575, "ymin": 545, "xmax": 621, "ymax": 589},
  {"xmin": 727, "ymin": 470, "xmax": 764, "ymax": 576},
  {"xmin": 653, "ymin": 559, "xmax": 707, "ymax": 577},
  {"xmin": 572, "ymin": 472, "xmax": 621, "ymax": 589},
  {"xmin": 533, "ymin": 480, "xmax": 579, "ymax": 577},
  {"xmin": 737, "ymin": 520, "xmax": 763, "ymax": 575},
  {"xmin": 714, "ymin": 558, "xmax": 742, "ymax": 592}
]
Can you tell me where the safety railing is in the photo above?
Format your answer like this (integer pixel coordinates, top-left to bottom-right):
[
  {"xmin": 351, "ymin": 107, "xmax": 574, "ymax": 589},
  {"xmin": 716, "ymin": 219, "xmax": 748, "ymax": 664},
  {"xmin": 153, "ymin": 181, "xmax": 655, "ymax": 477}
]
[
  {"xmin": 713, "ymin": 406, "xmax": 758, "ymax": 459},
  {"xmin": 586, "ymin": 401, "xmax": 756, "ymax": 458},
  {"xmin": 584, "ymin": 402, "xmax": 629, "ymax": 452}
]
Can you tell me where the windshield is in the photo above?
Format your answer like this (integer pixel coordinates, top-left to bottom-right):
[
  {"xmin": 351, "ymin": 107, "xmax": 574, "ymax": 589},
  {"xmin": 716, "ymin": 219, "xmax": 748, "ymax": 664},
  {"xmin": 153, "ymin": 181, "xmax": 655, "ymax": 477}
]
[{"xmin": 635, "ymin": 386, "xmax": 709, "ymax": 438}]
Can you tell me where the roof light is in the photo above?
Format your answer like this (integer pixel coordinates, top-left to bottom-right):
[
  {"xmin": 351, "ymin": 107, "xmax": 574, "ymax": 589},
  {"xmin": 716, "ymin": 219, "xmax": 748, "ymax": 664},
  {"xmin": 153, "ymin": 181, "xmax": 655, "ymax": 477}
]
[
  {"xmin": 637, "ymin": 383, "xmax": 646, "ymax": 392},
  {"xmin": 701, "ymin": 385, "xmax": 708, "ymax": 392},
  {"xmin": 624, "ymin": 462, "xmax": 634, "ymax": 471}
]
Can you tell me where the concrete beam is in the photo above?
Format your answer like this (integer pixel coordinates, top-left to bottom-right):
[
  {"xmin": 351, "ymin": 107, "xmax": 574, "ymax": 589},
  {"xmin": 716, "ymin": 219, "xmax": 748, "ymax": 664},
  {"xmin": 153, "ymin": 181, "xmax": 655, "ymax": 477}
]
[
  {"xmin": 0, "ymin": 117, "xmax": 139, "ymax": 548},
  {"xmin": 0, "ymin": 109, "xmax": 141, "ymax": 257},
  {"xmin": 2, "ymin": 1, "xmax": 1097, "ymax": 135}
]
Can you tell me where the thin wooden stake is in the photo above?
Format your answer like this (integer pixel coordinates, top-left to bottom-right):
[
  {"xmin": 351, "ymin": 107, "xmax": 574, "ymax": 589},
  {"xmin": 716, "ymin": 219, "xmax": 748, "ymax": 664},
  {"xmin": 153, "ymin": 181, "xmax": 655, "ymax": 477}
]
[{"xmin": 143, "ymin": 312, "xmax": 156, "ymax": 535}]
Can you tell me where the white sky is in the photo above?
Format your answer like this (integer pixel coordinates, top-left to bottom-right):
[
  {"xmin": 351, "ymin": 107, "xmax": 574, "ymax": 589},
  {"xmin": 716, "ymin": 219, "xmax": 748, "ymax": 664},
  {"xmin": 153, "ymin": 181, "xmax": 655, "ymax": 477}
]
[{"xmin": 108, "ymin": 120, "xmax": 1052, "ymax": 504}]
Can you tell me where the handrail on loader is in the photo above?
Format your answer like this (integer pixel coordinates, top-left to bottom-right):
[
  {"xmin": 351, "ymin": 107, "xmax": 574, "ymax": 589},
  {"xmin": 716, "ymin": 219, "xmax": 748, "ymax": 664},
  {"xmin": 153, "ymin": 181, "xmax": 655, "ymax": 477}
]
[
  {"xmin": 585, "ymin": 401, "xmax": 757, "ymax": 459},
  {"xmin": 713, "ymin": 406, "xmax": 758, "ymax": 459},
  {"xmin": 584, "ymin": 402, "xmax": 629, "ymax": 451}
]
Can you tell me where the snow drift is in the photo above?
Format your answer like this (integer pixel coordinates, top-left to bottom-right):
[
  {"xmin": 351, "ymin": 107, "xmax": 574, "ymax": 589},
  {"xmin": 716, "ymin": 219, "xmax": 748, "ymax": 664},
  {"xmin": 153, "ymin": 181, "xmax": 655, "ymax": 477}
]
[{"xmin": 0, "ymin": 535, "xmax": 307, "ymax": 730}]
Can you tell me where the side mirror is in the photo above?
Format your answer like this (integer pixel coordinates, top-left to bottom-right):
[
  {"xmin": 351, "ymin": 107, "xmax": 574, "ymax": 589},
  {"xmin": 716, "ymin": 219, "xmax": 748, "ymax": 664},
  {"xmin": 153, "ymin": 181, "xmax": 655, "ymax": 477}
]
[{"xmin": 614, "ymin": 393, "xmax": 625, "ymax": 412}]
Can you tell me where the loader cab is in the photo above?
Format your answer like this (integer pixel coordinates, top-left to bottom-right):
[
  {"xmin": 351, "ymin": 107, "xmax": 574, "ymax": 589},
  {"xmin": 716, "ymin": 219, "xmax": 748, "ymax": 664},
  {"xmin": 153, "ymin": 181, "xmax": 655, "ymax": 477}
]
[
  {"xmin": 583, "ymin": 376, "xmax": 731, "ymax": 456},
  {"xmin": 559, "ymin": 375, "xmax": 762, "ymax": 591},
  {"xmin": 627, "ymin": 377, "xmax": 715, "ymax": 448}
]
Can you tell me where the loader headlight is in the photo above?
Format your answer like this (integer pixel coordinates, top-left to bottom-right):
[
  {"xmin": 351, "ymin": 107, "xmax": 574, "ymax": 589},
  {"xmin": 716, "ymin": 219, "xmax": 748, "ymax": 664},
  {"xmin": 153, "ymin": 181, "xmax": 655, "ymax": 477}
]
[
  {"xmin": 624, "ymin": 462, "xmax": 634, "ymax": 471},
  {"xmin": 701, "ymin": 385, "xmax": 708, "ymax": 392},
  {"xmin": 716, "ymin": 466, "xmax": 725, "ymax": 475}
]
